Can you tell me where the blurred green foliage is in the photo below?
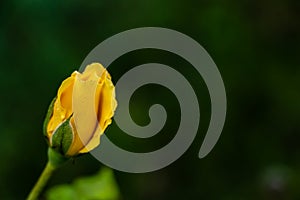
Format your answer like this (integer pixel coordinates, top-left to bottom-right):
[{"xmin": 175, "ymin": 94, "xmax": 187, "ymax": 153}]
[
  {"xmin": 0, "ymin": 0, "xmax": 299, "ymax": 199},
  {"xmin": 46, "ymin": 167, "xmax": 120, "ymax": 200}
]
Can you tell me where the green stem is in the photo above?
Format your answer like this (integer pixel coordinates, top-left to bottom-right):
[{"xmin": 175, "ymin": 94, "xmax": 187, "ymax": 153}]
[
  {"xmin": 27, "ymin": 148, "xmax": 69, "ymax": 200},
  {"xmin": 26, "ymin": 161, "xmax": 56, "ymax": 200}
]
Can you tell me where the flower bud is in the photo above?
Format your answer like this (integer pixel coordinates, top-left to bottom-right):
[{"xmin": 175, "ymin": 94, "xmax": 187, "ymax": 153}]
[{"xmin": 43, "ymin": 63, "xmax": 117, "ymax": 157}]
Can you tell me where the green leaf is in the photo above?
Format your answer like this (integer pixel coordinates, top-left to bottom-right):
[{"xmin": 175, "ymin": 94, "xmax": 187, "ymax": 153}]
[
  {"xmin": 46, "ymin": 185, "xmax": 78, "ymax": 200},
  {"xmin": 51, "ymin": 118, "xmax": 73, "ymax": 155},
  {"xmin": 46, "ymin": 167, "xmax": 120, "ymax": 200},
  {"xmin": 43, "ymin": 97, "xmax": 57, "ymax": 137}
]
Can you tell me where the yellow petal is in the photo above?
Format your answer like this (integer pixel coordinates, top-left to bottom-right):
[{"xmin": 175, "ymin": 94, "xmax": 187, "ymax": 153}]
[
  {"xmin": 59, "ymin": 63, "xmax": 117, "ymax": 156},
  {"xmin": 81, "ymin": 62, "xmax": 106, "ymax": 81},
  {"xmin": 97, "ymin": 69, "xmax": 117, "ymax": 131},
  {"xmin": 65, "ymin": 117, "xmax": 85, "ymax": 156},
  {"xmin": 67, "ymin": 64, "xmax": 102, "ymax": 155},
  {"xmin": 47, "ymin": 72, "xmax": 77, "ymax": 139},
  {"xmin": 80, "ymin": 64, "xmax": 117, "ymax": 153}
]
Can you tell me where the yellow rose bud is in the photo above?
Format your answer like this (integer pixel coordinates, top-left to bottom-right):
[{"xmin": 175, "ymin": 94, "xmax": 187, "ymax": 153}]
[{"xmin": 43, "ymin": 63, "xmax": 117, "ymax": 157}]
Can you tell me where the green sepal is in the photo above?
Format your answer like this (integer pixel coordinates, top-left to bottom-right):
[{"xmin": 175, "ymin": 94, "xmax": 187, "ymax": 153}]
[
  {"xmin": 51, "ymin": 117, "xmax": 74, "ymax": 156},
  {"xmin": 43, "ymin": 97, "xmax": 57, "ymax": 137},
  {"xmin": 48, "ymin": 148, "xmax": 69, "ymax": 168}
]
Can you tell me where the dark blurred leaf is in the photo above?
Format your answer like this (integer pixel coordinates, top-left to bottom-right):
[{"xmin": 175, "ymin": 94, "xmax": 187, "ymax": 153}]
[{"xmin": 46, "ymin": 167, "xmax": 120, "ymax": 200}]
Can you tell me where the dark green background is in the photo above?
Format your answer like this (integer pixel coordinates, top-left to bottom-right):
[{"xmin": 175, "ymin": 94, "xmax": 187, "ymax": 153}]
[{"xmin": 0, "ymin": 0, "xmax": 299, "ymax": 199}]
